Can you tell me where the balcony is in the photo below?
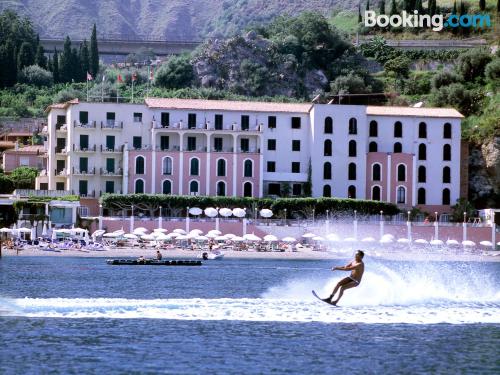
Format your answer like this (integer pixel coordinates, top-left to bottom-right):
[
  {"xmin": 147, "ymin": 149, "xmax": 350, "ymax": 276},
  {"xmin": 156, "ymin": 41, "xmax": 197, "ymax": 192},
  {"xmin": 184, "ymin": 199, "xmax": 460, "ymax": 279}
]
[
  {"xmin": 184, "ymin": 146, "xmax": 208, "ymax": 153},
  {"xmin": 14, "ymin": 189, "xmax": 72, "ymax": 198},
  {"xmin": 157, "ymin": 122, "xmax": 263, "ymax": 133},
  {"xmin": 238, "ymin": 147, "xmax": 260, "ymax": 153},
  {"xmin": 55, "ymin": 124, "xmax": 67, "ymax": 132},
  {"xmin": 72, "ymin": 190, "xmax": 96, "ymax": 198},
  {"xmin": 100, "ymin": 145, "xmax": 122, "ymax": 153},
  {"xmin": 72, "ymin": 167, "xmax": 96, "ymax": 175},
  {"xmin": 212, "ymin": 147, "xmax": 234, "ymax": 153},
  {"xmin": 73, "ymin": 144, "xmax": 97, "ymax": 152},
  {"xmin": 74, "ymin": 120, "xmax": 96, "ymax": 129},
  {"xmin": 156, "ymin": 145, "xmax": 181, "ymax": 152},
  {"xmin": 55, "ymin": 147, "xmax": 67, "ymax": 155},
  {"xmin": 101, "ymin": 120, "xmax": 123, "ymax": 130},
  {"xmin": 54, "ymin": 169, "xmax": 69, "ymax": 177},
  {"xmin": 100, "ymin": 168, "xmax": 123, "ymax": 176}
]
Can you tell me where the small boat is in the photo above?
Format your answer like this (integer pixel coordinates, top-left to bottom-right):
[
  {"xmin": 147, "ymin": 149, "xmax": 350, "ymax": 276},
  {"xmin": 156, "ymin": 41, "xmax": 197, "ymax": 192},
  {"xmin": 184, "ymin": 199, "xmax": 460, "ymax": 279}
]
[
  {"xmin": 106, "ymin": 259, "xmax": 202, "ymax": 266},
  {"xmin": 199, "ymin": 250, "xmax": 224, "ymax": 260}
]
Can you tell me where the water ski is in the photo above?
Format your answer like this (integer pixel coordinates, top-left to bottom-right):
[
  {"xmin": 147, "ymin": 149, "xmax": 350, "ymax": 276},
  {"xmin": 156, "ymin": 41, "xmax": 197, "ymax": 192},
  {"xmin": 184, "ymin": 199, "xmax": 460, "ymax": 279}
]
[{"xmin": 312, "ymin": 290, "xmax": 338, "ymax": 307}]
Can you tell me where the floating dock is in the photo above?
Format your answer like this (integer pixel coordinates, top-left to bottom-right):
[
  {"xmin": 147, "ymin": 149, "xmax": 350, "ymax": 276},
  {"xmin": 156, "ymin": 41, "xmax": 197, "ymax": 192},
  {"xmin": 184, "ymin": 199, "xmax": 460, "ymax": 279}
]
[{"xmin": 106, "ymin": 259, "xmax": 202, "ymax": 266}]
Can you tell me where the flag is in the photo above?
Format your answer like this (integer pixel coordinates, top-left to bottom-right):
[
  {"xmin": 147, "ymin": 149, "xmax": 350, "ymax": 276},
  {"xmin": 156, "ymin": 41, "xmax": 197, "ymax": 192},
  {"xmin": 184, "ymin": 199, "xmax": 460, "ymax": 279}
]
[
  {"xmin": 132, "ymin": 72, "xmax": 137, "ymax": 82},
  {"xmin": 117, "ymin": 74, "xmax": 123, "ymax": 83},
  {"xmin": 87, "ymin": 72, "xmax": 93, "ymax": 81}
]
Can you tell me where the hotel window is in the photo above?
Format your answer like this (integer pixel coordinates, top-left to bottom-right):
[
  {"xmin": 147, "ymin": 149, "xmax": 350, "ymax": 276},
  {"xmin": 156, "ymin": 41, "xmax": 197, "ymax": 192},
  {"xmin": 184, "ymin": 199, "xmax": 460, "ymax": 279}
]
[
  {"xmin": 106, "ymin": 158, "xmax": 115, "ymax": 173},
  {"xmin": 106, "ymin": 135, "xmax": 115, "ymax": 150},
  {"xmin": 393, "ymin": 142, "xmax": 402, "ymax": 153},
  {"xmin": 348, "ymin": 185, "xmax": 356, "ymax": 199},
  {"xmin": 241, "ymin": 115, "xmax": 249, "ymax": 131},
  {"xmin": 243, "ymin": 182, "xmax": 252, "ymax": 197},
  {"xmin": 324, "ymin": 139, "xmax": 332, "ymax": 156},
  {"xmin": 443, "ymin": 123, "xmax": 452, "ymax": 139},
  {"xmin": 267, "ymin": 139, "xmax": 276, "ymax": 151},
  {"xmin": 348, "ymin": 118, "xmax": 357, "ymax": 135},
  {"xmin": 189, "ymin": 181, "xmax": 199, "ymax": 195},
  {"xmin": 348, "ymin": 163, "xmax": 356, "ymax": 180},
  {"xmin": 268, "ymin": 116, "xmax": 276, "ymax": 129},
  {"xmin": 292, "ymin": 140, "xmax": 300, "ymax": 151},
  {"xmin": 190, "ymin": 158, "xmax": 199, "ymax": 176},
  {"xmin": 369, "ymin": 121, "xmax": 378, "ymax": 137},
  {"xmin": 443, "ymin": 144, "xmax": 451, "ymax": 161},
  {"xmin": 397, "ymin": 164, "xmax": 406, "ymax": 181},
  {"xmin": 133, "ymin": 136, "xmax": 142, "ymax": 150},
  {"xmin": 369, "ymin": 141, "xmax": 377, "ymax": 152},
  {"xmin": 323, "ymin": 162, "xmax": 332, "ymax": 180},
  {"xmin": 217, "ymin": 159, "xmax": 226, "ymax": 176},
  {"xmin": 240, "ymin": 138, "xmax": 249, "ymax": 152},
  {"xmin": 268, "ymin": 183, "xmax": 280, "ymax": 196},
  {"xmin": 214, "ymin": 137, "xmax": 223, "ymax": 152},
  {"xmin": 40, "ymin": 183, "xmax": 48, "ymax": 191},
  {"xmin": 372, "ymin": 164, "xmax": 381, "ymax": 181},
  {"xmin": 267, "ymin": 161, "xmax": 276, "ymax": 172},
  {"xmin": 292, "ymin": 184, "xmax": 302, "ymax": 196},
  {"xmin": 418, "ymin": 144, "xmax": 426, "ymax": 160},
  {"xmin": 56, "ymin": 137, "xmax": 66, "ymax": 153},
  {"xmin": 160, "ymin": 136, "xmax": 169, "ymax": 151},
  {"xmin": 323, "ymin": 185, "xmax": 331, "ymax": 197},
  {"xmin": 133, "ymin": 112, "xmax": 142, "ymax": 122},
  {"xmin": 187, "ymin": 137, "xmax": 197, "ymax": 151},
  {"xmin": 443, "ymin": 166, "xmax": 451, "ymax": 183},
  {"xmin": 418, "ymin": 166, "xmax": 426, "ymax": 183},
  {"xmin": 188, "ymin": 113, "xmax": 197, "ymax": 129},
  {"xmin": 324, "ymin": 117, "xmax": 333, "ymax": 134},
  {"xmin": 105, "ymin": 181, "xmax": 114, "ymax": 194},
  {"xmin": 80, "ymin": 134, "xmax": 89, "ymax": 150},
  {"xmin": 135, "ymin": 156, "xmax": 144, "ymax": 174},
  {"xmin": 162, "ymin": 180, "xmax": 172, "ymax": 194},
  {"xmin": 56, "ymin": 182, "xmax": 65, "ymax": 190},
  {"xmin": 161, "ymin": 112, "xmax": 169, "ymax": 127},
  {"xmin": 135, "ymin": 179, "xmax": 144, "ymax": 194},
  {"xmin": 79, "ymin": 111, "xmax": 88, "ymax": 124},
  {"xmin": 397, "ymin": 187, "xmax": 406, "ymax": 204},
  {"xmin": 372, "ymin": 186, "xmax": 381, "ymax": 201},
  {"xmin": 56, "ymin": 160, "xmax": 65, "ymax": 173},
  {"xmin": 419, "ymin": 122, "xmax": 427, "ymax": 138},
  {"xmin": 214, "ymin": 114, "xmax": 223, "ymax": 130},
  {"xmin": 217, "ymin": 181, "xmax": 226, "ymax": 196},
  {"xmin": 56, "ymin": 115, "xmax": 66, "ymax": 128},
  {"xmin": 291, "ymin": 162, "xmax": 300, "ymax": 173},
  {"xmin": 394, "ymin": 121, "xmax": 403, "ymax": 138},
  {"xmin": 348, "ymin": 140, "xmax": 356, "ymax": 157},
  {"xmin": 442, "ymin": 188, "xmax": 450, "ymax": 205},
  {"xmin": 244, "ymin": 160, "xmax": 253, "ymax": 177},
  {"xmin": 162, "ymin": 157, "xmax": 172, "ymax": 175},
  {"xmin": 106, "ymin": 112, "xmax": 115, "ymax": 126},
  {"xmin": 79, "ymin": 180, "xmax": 88, "ymax": 196},
  {"xmin": 79, "ymin": 157, "xmax": 88, "ymax": 173},
  {"xmin": 418, "ymin": 188, "xmax": 426, "ymax": 204},
  {"xmin": 291, "ymin": 117, "xmax": 301, "ymax": 129}
]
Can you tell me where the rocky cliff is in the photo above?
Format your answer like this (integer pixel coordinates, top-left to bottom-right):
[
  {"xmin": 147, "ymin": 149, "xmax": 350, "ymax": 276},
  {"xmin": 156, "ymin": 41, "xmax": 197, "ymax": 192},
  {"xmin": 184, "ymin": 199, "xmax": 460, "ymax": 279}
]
[{"xmin": 468, "ymin": 138, "xmax": 500, "ymax": 207}]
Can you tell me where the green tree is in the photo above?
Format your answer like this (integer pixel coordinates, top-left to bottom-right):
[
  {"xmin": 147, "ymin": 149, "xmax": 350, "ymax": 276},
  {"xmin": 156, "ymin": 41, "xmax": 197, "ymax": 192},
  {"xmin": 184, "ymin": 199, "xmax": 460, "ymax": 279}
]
[
  {"xmin": 432, "ymin": 70, "xmax": 461, "ymax": 89},
  {"xmin": 52, "ymin": 48, "xmax": 59, "ymax": 83},
  {"xmin": 35, "ymin": 45, "xmax": 47, "ymax": 69},
  {"xmin": 485, "ymin": 59, "xmax": 500, "ymax": 89},
  {"xmin": 154, "ymin": 54, "xmax": 194, "ymax": 89},
  {"xmin": 79, "ymin": 40, "xmax": 90, "ymax": 81},
  {"xmin": 479, "ymin": 0, "xmax": 485, "ymax": 11},
  {"xmin": 330, "ymin": 72, "xmax": 370, "ymax": 94},
  {"xmin": 0, "ymin": 175, "xmax": 15, "ymax": 194},
  {"xmin": 59, "ymin": 36, "xmax": 73, "ymax": 83},
  {"xmin": 450, "ymin": 198, "xmax": 475, "ymax": 222},
  {"xmin": 456, "ymin": 48, "xmax": 492, "ymax": 82},
  {"xmin": 379, "ymin": 0, "xmax": 386, "ymax": 14},
  {"xmin": 384, "ymin": 55, "xmax": 411, "ymax": 79},
  {"xmin": 431, "ymin": 83, "xmax": 479, "ymax": 116},
  {"xmin": 366, "ymin": 0, "xmax": 370, "ymax": 11},
  {"xmin": 18, "ymin": 65, "xmax": 53, "ymax": 86},
  {"xmin": 17, "ymin": 41, "xmax": 34, "ymax": 72},
  {"xmin": 9, "ymin": 167, "xmax": 38, "ymax": 189},
  {"xmin": 358, "ymin": 3, "xmax": 362, "ymax": 22},
  {"xmin": 89, "ymin": 23, "xmax": 99, "ymax": 77},
  {"xmin": 390, "ymin": 0, "xmax": 398, "ymax": 15}
]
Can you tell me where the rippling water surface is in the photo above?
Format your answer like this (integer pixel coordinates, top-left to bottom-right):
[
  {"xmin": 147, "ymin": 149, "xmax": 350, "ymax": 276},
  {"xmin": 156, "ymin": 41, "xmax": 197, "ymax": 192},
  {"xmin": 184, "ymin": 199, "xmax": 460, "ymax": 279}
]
[{"xmin": 1, "ymin": 256, "xmax": 499, "ymax": 374}]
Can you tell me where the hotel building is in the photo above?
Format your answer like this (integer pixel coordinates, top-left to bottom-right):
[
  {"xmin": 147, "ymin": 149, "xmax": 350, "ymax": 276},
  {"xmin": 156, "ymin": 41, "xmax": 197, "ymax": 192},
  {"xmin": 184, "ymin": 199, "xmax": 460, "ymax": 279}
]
[{"xmin": 36, "ymin": 98, "xmax": 463, "ymax": 214}]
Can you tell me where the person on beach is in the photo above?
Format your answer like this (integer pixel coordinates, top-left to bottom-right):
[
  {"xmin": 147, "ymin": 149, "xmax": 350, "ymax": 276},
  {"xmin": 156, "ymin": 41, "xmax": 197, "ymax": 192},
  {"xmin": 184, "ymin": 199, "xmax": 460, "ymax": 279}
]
[
  {"xmin": 156, "ymin": 250, "xmax": 162, "ymax": 260},
  {"xmin": 323, "ymin": 250, "xmax": 365, "ymax": 306}
]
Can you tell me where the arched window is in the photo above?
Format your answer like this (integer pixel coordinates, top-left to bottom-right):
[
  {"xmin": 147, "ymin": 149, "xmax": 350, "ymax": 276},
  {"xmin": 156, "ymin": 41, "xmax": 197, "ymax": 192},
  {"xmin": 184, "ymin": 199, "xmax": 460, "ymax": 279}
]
[
  {"xmin": 135, "ymin": 179, "xmax": 144, "ymax": 193},
  {"xmin": 323, "ymin": 185, "xmax": 331, "ymax": 197},
  {"xmin": 393, "ymin": 142, "xmax": 402, "ymax": 153},
  {"xmin": 348, "ymin": 163, "xmax": 356, "ymax": 180},
  {"xmin": 217, "ymin": 159, "xmax": 226, "ymax": 176},
  {"xmin": 162, "ymin": 157, "xmax": 172, "ymax": 175},
  {"xmin": 189, "ymin": 180, "xmax": 199, "ymax": 195},
  {"xmin": 348, "ymin": 140, "xmax": 357, "ymax": 157},
  {"xmin": 216, "ymin": 181, "xmax": 226, "ymax": 196},
  {"xmin": 443, "ymin": 144, "xmax": 451, "ymax": 161},
  {"xmin": 323, "ymin": 162, "xmax": 332, "ymax": 180},
  {"xmin": 369, "ymin": 120, "xmax": 378, "ymax": 137},
  {"xmin": 442, "ymin": 188, "xmax": 450, "ymax": 205},
  {"xmin": 324, "ymin": 117, "xmax": 333, "ymax": 134},
  {"xmin": 397, "ymin": 186, "xmax": 406, "ymax": 204},
  {"xmin": 244, "ymin": 160, "xmax": 253, "ymax": 177},
  {"xmin": 348, "ymin": 118, "xmax": 357, "ymax": 135},
  {"xmin": 394, "ymin": 121, "xmax": 403, "ymax": 138},
  {"xmin": 419, "ymin": 122, "xmax": 427, "ymax": 138},
  {"xmin": 418, "ymin": 144, "xmax": 426, "ymax": 160},
  {"xmin": 443, "ymin": 166, "xmax": 451, "ymax": 183},
  {"xmin": 243, "ymin": 182, "xmax": 252, "ymax": 197},
  {"xmin": 397, "ymin": 164, "xmax": 406, "ymax": 182},
  {"xmin": 417, "ymin": 188, "xmax": 426, "ymax": 204},
  {"xmin": 162, "ymin": 180, "xmax": 172, "ymax": 194},
  {"xmin": 372, "ymin": 164, "xmax": 381, "ymax": 181},
  {"xmin": 418, "ymin": 166, "xmax": 426, "ymax": 183},
  {"xmin": 324, "ymin": 139, "xmax": 332, "ymax": 156},
  {"xmin": 135, "ymin": 156, "xmax": 144, "ymax": 174},
  {"xmin": 443, "ymin": 123, "xmax": 452, "ymax": 139},
  {"xmin": 348, "ymin": 185, "xmax": 356, "ymax": 199},
  {"xmin": 190, "ymin": 158, "xmax": 199, "ymax": 176},
  {"xmin": 368, "ymin": 141, "xmax": 378, "ymax": 152},
  {"xmin": 372, "ymin": 186, "xmax": 381, "ymax": 201}
]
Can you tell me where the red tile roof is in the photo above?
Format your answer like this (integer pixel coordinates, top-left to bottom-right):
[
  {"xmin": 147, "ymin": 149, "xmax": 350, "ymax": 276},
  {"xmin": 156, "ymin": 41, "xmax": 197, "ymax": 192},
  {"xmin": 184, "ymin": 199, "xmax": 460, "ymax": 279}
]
[{"xmin": 366, "ymin": 106, "xmax": 463, "ymax": 118}]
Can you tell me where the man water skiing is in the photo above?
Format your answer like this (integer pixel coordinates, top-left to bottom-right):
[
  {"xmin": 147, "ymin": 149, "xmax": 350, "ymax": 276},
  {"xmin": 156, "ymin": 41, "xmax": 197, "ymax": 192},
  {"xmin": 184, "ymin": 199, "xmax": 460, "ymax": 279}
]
[{"xmin": 323, "ymin": 250, "xmax": 365, "ymax": 305}]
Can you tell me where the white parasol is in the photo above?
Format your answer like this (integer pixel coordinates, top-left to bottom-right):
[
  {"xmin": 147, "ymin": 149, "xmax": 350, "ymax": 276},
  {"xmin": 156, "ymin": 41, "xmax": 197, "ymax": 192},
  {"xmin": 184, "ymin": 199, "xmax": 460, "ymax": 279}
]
[
  {"xmin": 188, "ymin": 207, "xmax": 203, "ymax": 216},
  {"xmin": 259, "ymin": 209, "xmax": 273, "ymax": 218},
  {"xmin": 204, "ymin": 207, "xmax": 218, "ymax": 217},
  {"xmin": 218, "ymin": 208, "xmax": 233, "ymax": 217}
]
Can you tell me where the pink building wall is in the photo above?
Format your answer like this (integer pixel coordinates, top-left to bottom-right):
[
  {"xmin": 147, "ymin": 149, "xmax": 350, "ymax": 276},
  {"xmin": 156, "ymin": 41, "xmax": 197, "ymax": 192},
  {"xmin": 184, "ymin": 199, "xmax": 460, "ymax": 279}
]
[
  {"xmin": 183, "ymin": 152, "xmax": 208, "ymax": 195},
  {"xmin": 365, "ymin": 152, "xmax": 388, "ymax": 200},
  {"xmin": 155, "ymin": 152, "xmax": 181, "ymax": 194},
  {"xmin": 210, "ymin": 153, "xmax": 234, "ymax": 196},
  {"xmin": 3, "ymin": 152, "xmax": 45, "ymax": 172},
  {"xmin": 390, "ymin": 153, "xmax": 413, "ymax": 206},
  {"xmin": 235, "ymin": 154, "xmax": 260, "ymax": 196},
  {"xmin": 128, "ymin": 151, "xmax": 153, "ymax": 193}
]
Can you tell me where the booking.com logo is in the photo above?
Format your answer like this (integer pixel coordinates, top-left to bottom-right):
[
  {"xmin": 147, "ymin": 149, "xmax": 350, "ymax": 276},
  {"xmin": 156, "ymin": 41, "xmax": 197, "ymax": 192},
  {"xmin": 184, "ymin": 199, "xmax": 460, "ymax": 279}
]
[{"xmin": 364, "ymin": 10, "xmax": 491, "ymax": 31}]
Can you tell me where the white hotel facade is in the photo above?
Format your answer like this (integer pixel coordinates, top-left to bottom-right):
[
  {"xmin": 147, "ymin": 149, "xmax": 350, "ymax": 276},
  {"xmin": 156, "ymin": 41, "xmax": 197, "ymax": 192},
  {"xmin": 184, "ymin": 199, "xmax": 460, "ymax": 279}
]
[{"xmin": 37, "ymin": 98, "xmax": 463, "ymax": 215}]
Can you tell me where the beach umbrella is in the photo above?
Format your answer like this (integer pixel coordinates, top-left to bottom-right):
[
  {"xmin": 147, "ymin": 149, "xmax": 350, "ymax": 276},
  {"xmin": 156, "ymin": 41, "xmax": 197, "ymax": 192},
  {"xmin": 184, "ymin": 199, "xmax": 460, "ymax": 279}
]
[
  {"xmin": 103, "ymin": 232, "xmax": 118, "ymax": 238},
  {"xmin": 344, "ymin": 237, "xmax": 357, "ymax": 243},
  {"xmin": 263, "ymin": 234, "xmax": 278, "ymax": 242},
  {"xmin": 168, "ymin": 232, "xmax": 180, "ymax": 238},
  {"xmin": 124, "ymin": 233, "xmax": 138, "ymax": 239},
  {"xmin": 113, "ymin": 229, "xmax": 125, "ymax": 237},
  {"xmin": 362, "ymin": 237, "xmax": 376, "ymax": 243},
  {"xmin": 259, "ymin": 209, "xmax": 273, "ymax": 218},
  {"xmin": 141, "ymin": 234, "xmax": 155, "ymax": 241},
  {"xmin": 92, "ymin": 230, "xmax": 105, "ymax": 237},
  {"xmin": 430, "ymin": 239, "xmax": 444, "ymax": 246},
  {"xmin": 397, "ymin": 238, "xmax": 411, "ymax": 244},
  {"xmin": 42, "ymin": 223, "xmax": 48, "ymax": 237},
  {"xmin": 326, "ymin": 233, "xmax": 340, "ymax": 242},
  {"xmin": 479, "ymin": 241, "xmax": 493, "ymax": 247},
  {"xmin": 446, "ymin": 239, "xmax": 460, "ymax": 246},
  {"xmin": 204, "ymin": 207, "xmax": 218, "ymax": 217},
  {"xmin": 282, "ymin": 236, "xmax": 296, "ymax": 242},
  {"xmin": 175, "ymin": 234, "xmax": 189, "ymax": 241},
  {"xmin": 189, "ymin": 207, "xmax": 203, "ymax": 216},
  {"xmin": 134, "ymin": 227, "xmax": 148, "ymax": 233},
  {"xmin": 215, "ymin": 235, "xmax": 228, "ymax": 241},
  {"xmin": 302, "ymin": 233, "xmax": 316, "ymax": 238},
  {"xmin": 195, "ymin": 235, "xmax": 209, "ymax": 241},
  {"xmin": 173, "ymin": 229, "xmax": 187, "ymax": 234},
  {"xmin": 244, "ymin": 233, "xmax": 261, "ymax": 241},
  {"xmin": 30, "ymin": 227, "xmax": 36, "ymax": 240},
  {"xmin": 208, "ymin": 229, "xmax": 222, "ymax": 236},
  {"xmin": 414, "ymin": 239, "xmax": 429, "ymax": 245},
  {"xmin": 232, "ymin": 208, "xmax": 246, "ymax": 218},
  {"xmin": 156, "ymin": 233, "xmax": 171, "ymax": 241},
  {"xmin": 225, "ymin": 233, "xmax": 236, "ymax": 239},
  {"xmin": 219, "ymin": 208, "xmax": 233, "ymax": 217},
  {"xmin": 153, "ymin": 228, "xmax": 168, "ymax": 233},
  {"xmin": 462, "ymin": 240, "xmax": 476, "ymax": 247},
  {"xmin": 232, "ymin": 236, "xmax": 245, "ymax": 242},
  {"xmin": 189, "ymin": 229, "xmax": 203, "ymax": 235},
  {"xmin": 381, "ymin": 234, "xmax": 395, "ymax": 241},
  {"xmin": 312, "ymin": 236, "xmax": 325, "ymax": 241},
  {"xmin": 206, "ymin": 232, "xmax": 218, "ymax": 238}
]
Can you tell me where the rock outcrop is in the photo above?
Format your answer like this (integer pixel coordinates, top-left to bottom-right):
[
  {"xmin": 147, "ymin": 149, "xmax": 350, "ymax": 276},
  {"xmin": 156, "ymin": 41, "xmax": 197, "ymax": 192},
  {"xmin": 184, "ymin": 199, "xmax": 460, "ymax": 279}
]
[{"xmin": 468, "ymin": 137, "xmax": 500, "ymax": 206}]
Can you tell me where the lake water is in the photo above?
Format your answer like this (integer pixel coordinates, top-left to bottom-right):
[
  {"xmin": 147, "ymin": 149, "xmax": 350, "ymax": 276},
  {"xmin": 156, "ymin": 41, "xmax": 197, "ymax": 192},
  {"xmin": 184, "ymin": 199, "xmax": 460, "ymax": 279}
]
[{"xmin": 1, "ymin": 256, "xmax": 499, "ymax": 374}]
